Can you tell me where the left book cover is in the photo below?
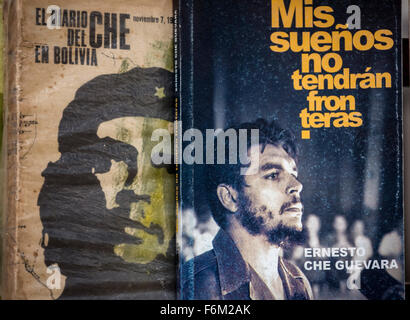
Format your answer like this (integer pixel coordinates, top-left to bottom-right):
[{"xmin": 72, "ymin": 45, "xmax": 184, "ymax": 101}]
[{"xmin": 2, "ymin": 0, "xmax": 176, "ymax": 299}]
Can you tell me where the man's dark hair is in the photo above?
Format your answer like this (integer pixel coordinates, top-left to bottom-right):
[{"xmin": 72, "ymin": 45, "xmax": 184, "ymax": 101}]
[{"xmin": 206, "ymin": 118, "xmax": 298, "ymax": 229}]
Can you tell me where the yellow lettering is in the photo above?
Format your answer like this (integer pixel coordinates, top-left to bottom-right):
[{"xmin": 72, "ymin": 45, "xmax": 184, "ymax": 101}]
[
  {"xmin": 353, "ymin": 30, "xmax": 375, "ymax": 51},
  {"xmin": 313, "ymin": 6, "xmax": 334, "ymax": 28},
  {"xmin": 271, "ymin": 0, "xmax": 303, "ymax": 28},
  {"xmin": 374, "ymin": 30, "xmax": 394, "ymax": 50},
  {"xmin": 310, "ymin": 31, "xmax": 332, "ymax": 52},
  {"xmin": 270, "ymin": 32, "xmax": 290, "ymax": 52}
]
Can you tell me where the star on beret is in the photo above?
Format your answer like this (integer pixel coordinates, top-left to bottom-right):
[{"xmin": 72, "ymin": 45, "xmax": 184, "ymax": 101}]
[{"xmin": 154, "ymin": 87, "xmax": 166, "ymax": 99}]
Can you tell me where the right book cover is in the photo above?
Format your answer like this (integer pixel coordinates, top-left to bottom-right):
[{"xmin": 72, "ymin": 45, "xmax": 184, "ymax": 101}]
[{"xmin": 176, "ymin": 0, "xmax": 405, "ymax": 300}]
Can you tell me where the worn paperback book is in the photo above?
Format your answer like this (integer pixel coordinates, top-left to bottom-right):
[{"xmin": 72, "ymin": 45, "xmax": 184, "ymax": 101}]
[
  {"xmin": 176, "ymin": 0, "xmax": 405, "ymax": 300},
  {"xmin": 2, "ymin": 0, "xmax": 176, "ymax": 300}
]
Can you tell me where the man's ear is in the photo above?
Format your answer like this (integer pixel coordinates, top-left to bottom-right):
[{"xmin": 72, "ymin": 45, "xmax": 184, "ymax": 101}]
[{"xmin": 216, "ymin": 184, "xmax": 239, "ymax": 213}]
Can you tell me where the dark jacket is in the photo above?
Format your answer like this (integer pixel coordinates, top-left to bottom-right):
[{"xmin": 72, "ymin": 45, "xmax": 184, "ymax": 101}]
[{"xmin": 181, "ymin": 229, "xmax": 313, "ymax": 300}]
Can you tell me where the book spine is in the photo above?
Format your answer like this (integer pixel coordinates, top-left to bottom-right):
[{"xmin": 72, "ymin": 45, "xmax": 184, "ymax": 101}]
[
  {"xmin": 2, "ymin": 0, "xmax": 22, "ymax": 300},
  {"xmin": 0, "ymin": 0, "xmax": 4, "ymax": 299},
  {"xmin": 173, "ymin": 0, "xmax": 181, "ymax": 298},
  {"xmin": 176, "ymin": 0, "xmax": 195, "ymax": 300}
]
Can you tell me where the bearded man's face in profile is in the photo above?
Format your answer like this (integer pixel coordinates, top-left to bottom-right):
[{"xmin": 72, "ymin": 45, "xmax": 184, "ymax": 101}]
[{"xmin": 237, "ymin": 144, "xmax": 304, "ymax": 245}]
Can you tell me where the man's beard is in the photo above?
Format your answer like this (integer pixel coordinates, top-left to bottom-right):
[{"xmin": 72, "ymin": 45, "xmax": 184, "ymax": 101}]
[{"xmin": 237, "ymin": 197, "xmax": 306, "ymax": 247}]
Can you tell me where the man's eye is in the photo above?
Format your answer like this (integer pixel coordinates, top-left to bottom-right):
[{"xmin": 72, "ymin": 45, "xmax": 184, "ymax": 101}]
[{"xmin": 266, "ymin": 172, "xmax": 279, "ymax": 180}]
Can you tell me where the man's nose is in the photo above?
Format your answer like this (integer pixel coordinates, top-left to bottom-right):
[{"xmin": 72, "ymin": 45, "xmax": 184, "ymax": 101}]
[{"xmin": 286, "ymin": 176, "xmax": 303, "ymax": 195}]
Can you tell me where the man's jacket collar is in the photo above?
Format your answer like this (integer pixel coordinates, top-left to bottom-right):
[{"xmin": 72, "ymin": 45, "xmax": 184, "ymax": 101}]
[
  {"xmin": 212, "ymin": 228, "xmax": 308, "ymax": 299},
  {"xmin": 212, "ymin": 229, "xmax": 250, "ymax": 296}
]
